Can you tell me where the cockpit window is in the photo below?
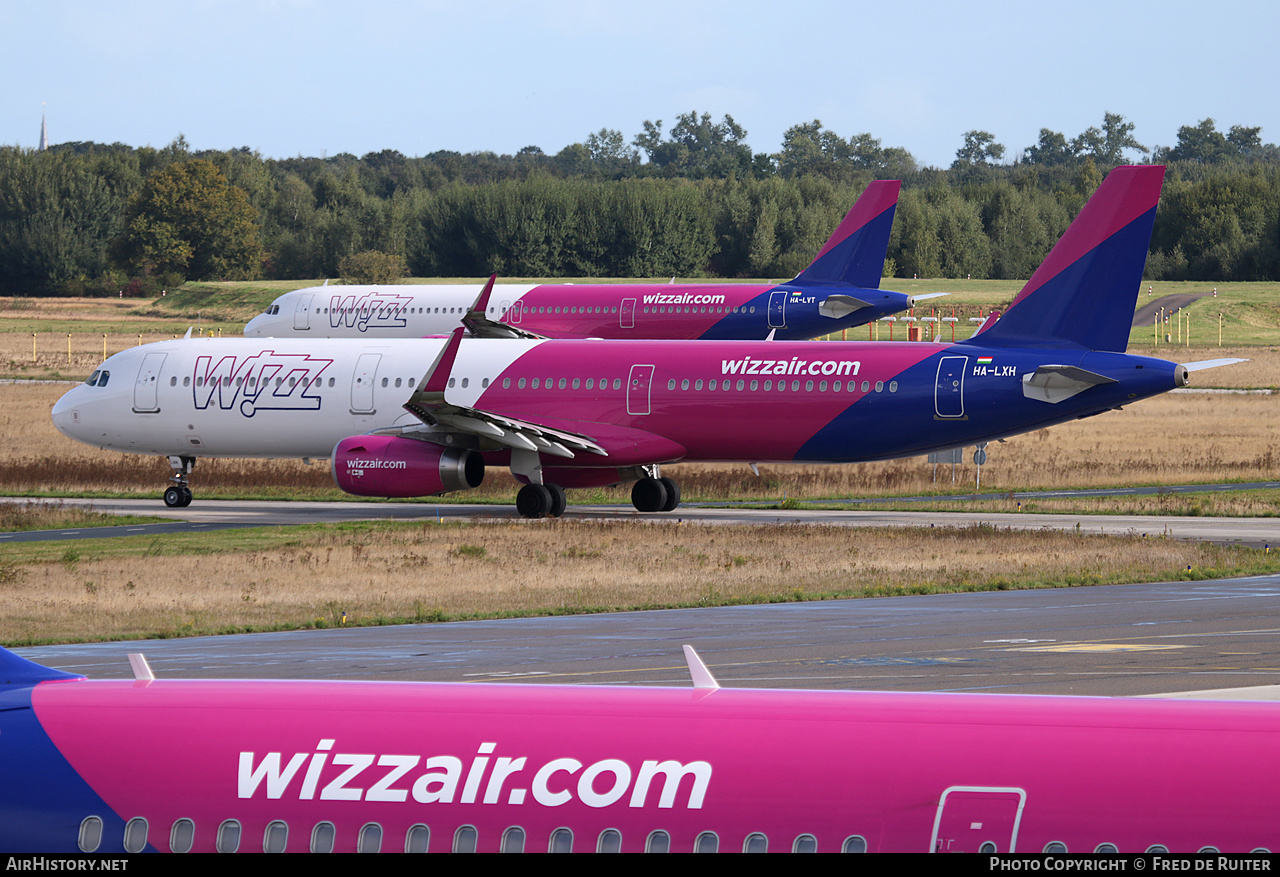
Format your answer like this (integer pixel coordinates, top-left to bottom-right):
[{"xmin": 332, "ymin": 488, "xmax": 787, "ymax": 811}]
[
  {"xmin": 98, "ymin": 370, "xmax": 110, "ymax": 387},
  {"xmin": 85, "ymin": 370, "xmax": 110, "ymax": 388},
  {"xmin": 85, "ymin": 370, "xmax": 100, "ymax": 387}
]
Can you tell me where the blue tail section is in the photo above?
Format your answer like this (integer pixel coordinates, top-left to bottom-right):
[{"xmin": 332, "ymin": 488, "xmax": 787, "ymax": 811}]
[
  {"xmin": 792, "ymin": 180, "xmax": 900, "ymax": 289},
  {"xmin": 0, "ymin": 647, "xmax": 83, "ymax": 686},
  {"xmin": 965, "ymin": 166, "xmax": 1165, "ymax": 352}
]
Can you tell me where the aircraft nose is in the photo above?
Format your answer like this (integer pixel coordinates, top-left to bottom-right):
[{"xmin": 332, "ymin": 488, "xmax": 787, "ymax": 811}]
[
  {"xmin": 244, "ymin": 315, "xmax": 264, "ymax": 337},
  {"xmin": 50, "ymin": 389, "xmax": 82, "ymax": 439}
]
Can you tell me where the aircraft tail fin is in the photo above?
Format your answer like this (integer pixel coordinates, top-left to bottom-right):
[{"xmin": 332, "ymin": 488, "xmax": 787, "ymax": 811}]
[
  {"xmin": 965, "ymin": 165, "xmax": 1166, "ymax": 352},
  {"xmin": 0, "ymin": 648, "xmax": 83, "ymax": 687},
  {"xmin": 792, "ymin": 180, "xmax": 900, "ymax": 289}
]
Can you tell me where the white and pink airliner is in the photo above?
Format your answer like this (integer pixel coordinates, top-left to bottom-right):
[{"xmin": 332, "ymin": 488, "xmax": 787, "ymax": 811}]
[
  {"xmin": 242, "ymin": 181, "xmax": 925, "ymax": 342},
  {"xmin": 4, "ymin": 644, "xmax": 1278, "ymax": 853},
  {"xmin": 51, "ymin": 166, "xmax": 1241, "ymax": 514}
]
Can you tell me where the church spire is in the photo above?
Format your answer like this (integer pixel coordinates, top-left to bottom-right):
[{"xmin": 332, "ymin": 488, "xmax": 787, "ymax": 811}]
[{"xmin": 39, "ymin": 104, "xmax": 47, "ymax": 151}]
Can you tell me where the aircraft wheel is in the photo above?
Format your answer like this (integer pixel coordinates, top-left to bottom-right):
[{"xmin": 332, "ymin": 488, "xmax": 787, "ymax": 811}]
[
  {"xmin": 547, "ymin": 484, "xmax": 567, "ymax": 518},
  {"xmin": 631, "ymin": 477, "xmax": 669, "ymax": 513},
  {"xmin": 163, "ymin": 486, "xmax": 185, "ymax": 508},
  {"xmin": 179, "ymin": 486, "xmax": 193, "ymax": 507},
  {"xmin": 516, "ymin": 483, "xmax": 553, "ymax": 519},
  {"xmin": 658, "ymin": 477, "xmax": 681, "ymax": 512}
]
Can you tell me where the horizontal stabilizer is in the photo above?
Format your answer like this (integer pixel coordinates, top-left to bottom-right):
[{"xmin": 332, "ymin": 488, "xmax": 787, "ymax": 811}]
[
  {"xmin": 1022, "ymin": 365, "xmax": 1118, "ymax": 404},
  {"xmin": 818, "ymin": 295, "xmax": 871, "ymax": 319},
  {"xmin": 1183, "ymin": 358, "xmax": 1248, "ymax": 371}
]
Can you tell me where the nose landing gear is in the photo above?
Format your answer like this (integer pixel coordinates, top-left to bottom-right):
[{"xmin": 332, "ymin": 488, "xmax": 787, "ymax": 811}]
[{"xmin": 164, "ymin": 455, "xmax": 195, "ymax": 508}]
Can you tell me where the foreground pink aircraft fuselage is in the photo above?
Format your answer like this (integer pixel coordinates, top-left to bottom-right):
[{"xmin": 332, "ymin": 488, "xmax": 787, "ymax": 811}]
[{"xmin": 5, "ymin": 646, "xmax": 1278, "ymax": 854}]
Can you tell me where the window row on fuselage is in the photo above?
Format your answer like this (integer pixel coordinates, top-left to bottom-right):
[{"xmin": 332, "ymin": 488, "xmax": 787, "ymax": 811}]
[{"xmin": 75, "ymin": 814, "xmax": 870, "ymax": 853}]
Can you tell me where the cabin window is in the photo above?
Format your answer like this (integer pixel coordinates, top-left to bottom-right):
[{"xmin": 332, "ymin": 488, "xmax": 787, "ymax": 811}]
[
  {"xmin": 597, "ymin": 829, "xmax": 622, "ymax": 853},
  {"xmin": 861, "ymin": 381, "xmax": 870, "ymax": 392},
  {"xmin": 743, "ymin": 833, "xmax": 767, "ymax": 853},
  {"xmin": 549, "ymin": 828, "xmax": 573, "ymax": 853},
  {"xmin": 735, "ymin": 380, "xmax": 744, "ymax": 391},
  {"xmin": 572, "ymin": 378, "xmax": 580, "ymax": 390},
  {"xmin": 453, "ymin": 825, "xmax": 477, "ymax": 853},
  {"xmin": 695, "ymin": 380, "xmax": 703, "ymax": 390},
  {"xmin": 170, "ymin": 819, "xmax": 195, "ymax": 853},
  {"xmin": 519, "ymin": 378, "xmax": 527, "ymax": 389},
  {"xmin": 169, "ymin": 376, "xmax": 177, "ymax": 387},
  {"xmin": 405, "ymin": 824, "xmax": 430, "ymax": 853},
  {"xmin": 358, "ymin": 823, "xmax": 383, "ymax": 853},
  {"xmin": 889, "ymin": 381, "xmax": 898, "ymax": 393},
  {"xmin": 328, "ymin": 377, "xmax": 336, "ymax": 388},
  {"xmin": 668, "ymin": 379, "xmax": 676, "ymax": 391},
  {"xmin": 694, "ymin": 832, "xmax": 718, "ymax": 853},
  {"xmin": 586, "ymin": 379, "xmax": 594, "ymax": 389},
  {"xmin": 501, "ymin": 827, "xmax": 525, "ymax": 853},
  {"xmin": 793, "ymin": 834, "xmax": 818, "ymax": 853},
  {"xmin": 311, "ymin": 822, "xmax": 335, "ymax": 853},
  {"xmin": 123, "ymin": 817, "xmax": 148, "ymax": 853},
  {"xmin": 217, "ymin": 820, "xmax": 241, "ymax": 853},
  {"xmin": 843, "ymin": 836, "xmax": 868, "ymax": 853},
  {"xmin": 749, "ymin": 380, "xmax": 757, "ymax": 391},
  {"xmin": 1044, "ymin": 842, "xmax": 1067, "ymax": 853},
  {"xmin": 408, "ymin": 377, "xmax": 415, "ymax": 387},
  {"xmin": 264, "ymin": 821, "xmax": 288, "ymax": 853},
  {"xmin": 1146, "ymin": 845, "xmax": 1169, "ymax": 854},
  {"xmin": 1199, "ymin": 847, "xmax": 1220, "ymax": 854},
  {"xmin": 646, "ymin": 831, "xmax": 670, "ymax": 853},
  {"xmin": 557, "ymin": 378, "xmax": 566, "ymax": 390},
  {"xmin": 531, "ymin": 379, "xmax": 539, "ymax": 389},
  {"xmin": 708, "ymin": 380, "xmax": 717, "ymax": 390},
  {"xmin": 1095, "ymin": 844, "xmax": 1118, "ymax": 853},
  {"xmin": 819, "ymin": 381, "xmax": 827, "ymax": 392},
  {"xmin": 183, "ymin": 376, "xmax": 190, "ymax": 387},
  {"xmin": 612, "ymin": 379, "xmax": 622, "ymax": 390},
  {"xmin": 503, "ymin": 378, "xmax": 511, "ymax": 389},
  {"xmin": 77, "ymin": 817, "xmax": 103, "ymax": 852},
  {"xmin": 790, "ymin": 380, "xmax": 800, "ymax": 391},
  {"xmin": 461, "ymin": 378, "xmax": 470, "ymax": 389},
  {"xmin": 381, "ymin": 377, "xmax": 389, "ymax": 388},
  {"xmin": 681, "ymin": 379, "xmax": 690, "ymax": 391},
  {"xmin": 833, "ymin": 381, "xmax": 842, "ymax": 391},
  {"xmin": 980, "ymin": 842, "xmax": 998, "ymax": 853},
  {"xmin": 482, "ymin": 378, "xmax": 490, "ymax": 388},
  {"xmin": 805, "ymin": 380, "xmax": 814, "ymax": 392},
  {"xmin": 448, "ymin": 377, "xmax": 456, "ymax": 388},
  {"xmin": 875, "ymin": 381, "xmax": 884, "ymax": 392}
]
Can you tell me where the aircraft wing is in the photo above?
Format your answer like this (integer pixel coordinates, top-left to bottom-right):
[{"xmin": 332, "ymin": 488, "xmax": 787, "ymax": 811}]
[
  {"xmin": 462, "ymin": 274, "xmax": 548, "ymax": 340},
  {"xmin": 402, "ymin": 328, "xmax": 685, "ymax": 465}
]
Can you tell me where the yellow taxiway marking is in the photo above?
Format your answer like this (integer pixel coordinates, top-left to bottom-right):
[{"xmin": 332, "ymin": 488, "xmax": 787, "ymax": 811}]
[{"xmin": 1011, "ymin": 643, "xmax": 1190, "ymax": 654}]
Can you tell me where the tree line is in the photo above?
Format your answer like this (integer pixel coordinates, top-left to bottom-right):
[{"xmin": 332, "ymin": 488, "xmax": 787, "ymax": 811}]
[{"xmin": 0, "ymin": 113, "xmax": 1276, "ymax": 295}]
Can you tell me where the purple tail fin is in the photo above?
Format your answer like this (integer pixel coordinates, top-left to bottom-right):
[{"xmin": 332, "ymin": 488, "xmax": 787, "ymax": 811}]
[
  {"xmin": 792, "ymin": 180, "xmax": 900, "ymax": 288},
  {"xmin": 967, "ymin": 166, "xmax": 1165, "ymax": 352}
]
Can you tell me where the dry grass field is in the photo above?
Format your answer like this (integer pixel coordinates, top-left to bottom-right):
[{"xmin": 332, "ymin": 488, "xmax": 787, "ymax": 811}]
[
  {"xmin": 0, "ymin": 517, "xmax": 1267, "ymax": 645},
  {"xmin": 1, "ymin": 284, "xmax": 1277, "ymax": 645}
]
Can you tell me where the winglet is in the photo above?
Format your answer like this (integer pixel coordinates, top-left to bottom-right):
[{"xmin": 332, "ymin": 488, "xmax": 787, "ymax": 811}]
[
  {"xmin": 419, "ymin": 327, "xmax": 466, "ymax": 399},
  {"xmin": 967, "ymin": 165, "xmax": 1166, "ymax": 352},
  {"xmin": 461, "ymin": 275, "xmax": 498, "ymax": 336},
  {"xmin": 683, "ymin": 645, "xmax": 720, "ymax": 690},
  {"xmin": 792, "ymin": 180, "xmax": 900, "ymax": 288}
]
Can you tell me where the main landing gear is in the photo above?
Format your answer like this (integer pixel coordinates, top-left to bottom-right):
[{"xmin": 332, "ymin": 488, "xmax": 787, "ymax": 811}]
[
  {"xmin": 164, "ymin": 455, "xmax": 195, "ymax": 508},
  {"xmin": 513, "ymin": 475, "xmax": 682, "ymax": 519},
  {"xmin": 515, "ymin": 483, "xmax": 567, "ymax": 519},
  {"xmin": 631, "ymin": 476, "xmax": 680, "ymax": 513}
]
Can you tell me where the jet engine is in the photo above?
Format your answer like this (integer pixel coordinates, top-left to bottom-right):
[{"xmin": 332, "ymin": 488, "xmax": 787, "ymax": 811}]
[{"xmin": 332, "ymin": 435, "xmax": 484, "ymax": 498}]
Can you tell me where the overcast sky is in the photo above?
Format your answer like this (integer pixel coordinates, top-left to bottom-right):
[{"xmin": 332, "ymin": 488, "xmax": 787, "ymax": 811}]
[{"xmin": 4, "ymin": 0, "xmax": 1276, "ymax": 169}]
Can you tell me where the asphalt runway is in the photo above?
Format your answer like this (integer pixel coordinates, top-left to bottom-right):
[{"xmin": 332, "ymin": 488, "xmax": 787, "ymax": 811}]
[
  {"xmin": 17, "ymin": 572, "xmax": 1280, "ymax": 698},
  {"xmin": 6, "ymin": 492, "xmax": 1280, "ymax": 547}
]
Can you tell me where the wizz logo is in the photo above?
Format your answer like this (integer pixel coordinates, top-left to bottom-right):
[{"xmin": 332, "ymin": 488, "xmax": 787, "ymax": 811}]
[
  {"xmin": 193, "ymin": 352, "xmax": 333, "ymax": 417},
  {"xmin": 329, "ymin": 292, "xmax": 411, "ymax": 331}
]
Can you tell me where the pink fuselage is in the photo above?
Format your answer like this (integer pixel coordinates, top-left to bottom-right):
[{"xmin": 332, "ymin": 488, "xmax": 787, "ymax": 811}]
[{"xmin": 24, "ymin": 679, "xmax": 1280, "ymax": 853}]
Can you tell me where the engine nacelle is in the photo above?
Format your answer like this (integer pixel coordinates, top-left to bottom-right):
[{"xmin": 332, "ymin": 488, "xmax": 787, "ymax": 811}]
[{"xmin": 332, "ymin": 435, "xmax": 484, "ymax": 498}]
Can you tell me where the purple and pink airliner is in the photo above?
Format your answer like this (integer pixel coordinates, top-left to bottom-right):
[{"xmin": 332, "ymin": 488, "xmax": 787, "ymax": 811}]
[
  {"xmin": 242, "ymin": 181, "xmax": 923, "ymax": 342},
  {"xmin": 4, "ymin": 644, "xmax": 1278, "ymax": 853},
  {"xmin": 52, "ymin": 166, "xmax": 1241, "ymax": 513}
]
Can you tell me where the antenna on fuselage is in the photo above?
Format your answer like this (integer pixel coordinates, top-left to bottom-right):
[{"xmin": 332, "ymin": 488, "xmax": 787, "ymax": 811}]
[{"xmin": 683, "ymin": 645, "xmax": 719, "ymax": 689}]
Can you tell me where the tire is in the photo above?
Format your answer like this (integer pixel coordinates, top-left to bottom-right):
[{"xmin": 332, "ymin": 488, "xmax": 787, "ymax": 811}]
[
  {"xmin": 516, "ymin": 483, "xmax": 553, "ymax": 519},
  {"xmin": 163, "ymin": 486, "xmax": 184, "ymax": 508},
  {"xmin": 547, "ymin": 484, "xmax": 567, "ymax": 518},
  {"xmin": 658, "ymin": 477, "xmax": 680, "ymax": 512},
  {"xmin": 179, "ymin": 486, "xmax": 193, "ymax": 507},
  {"xmin": 631, "ymin": 477, "xmax": 669, "ymax": 513}
]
